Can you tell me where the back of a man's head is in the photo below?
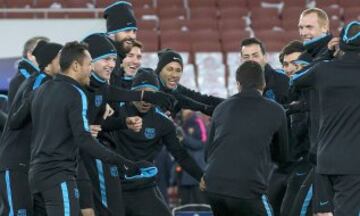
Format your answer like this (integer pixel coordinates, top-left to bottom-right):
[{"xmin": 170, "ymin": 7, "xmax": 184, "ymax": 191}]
[
  {"xmin": 60, "ymin": 41, "xmax": 88, "ymax": 73},
  {"xmin": 236, "ymin": 61, "xmax": 265, "ymax": 91},
  {"xmin": 22, "ymin": 36, "xmax": 49, "ymax": 58}
]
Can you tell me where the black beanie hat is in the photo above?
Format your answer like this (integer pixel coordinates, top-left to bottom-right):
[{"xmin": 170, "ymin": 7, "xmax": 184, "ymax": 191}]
[
  {"xmin": 32, "ymin": 40, "xmax": 48, "ymax": 58},
  {"xmin": 131, "ymin": 68, "xmax": 160, "ymax": 91},
  {"xmin": 36, "ymin": 42, "xmax": 63, "ymax": 71},
  {"xmin": 83, "ymin": 33, "xmax": 117, "ymax": 62},
  {"xmin": 340, "ymin": 21, "xmax": 360, "ymax": 51},
  {"xmin": 155, "ymin": 49, "xmax": 183, "ymax": 74},
  {"xmin": 104, "ymin": 1, "xmax": 137, "ymax": 34}
]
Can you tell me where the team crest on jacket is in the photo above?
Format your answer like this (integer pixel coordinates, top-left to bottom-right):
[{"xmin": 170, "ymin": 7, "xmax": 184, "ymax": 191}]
[
  {"xmin": 144, "ymin": 128, "xmax": 156, "ymax": 139},
  {"xmin": 95, "ymin": 95, "xmax": 103, "ymax": 107}
]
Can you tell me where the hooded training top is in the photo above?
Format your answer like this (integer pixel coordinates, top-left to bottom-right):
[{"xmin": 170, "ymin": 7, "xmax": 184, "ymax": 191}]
[
  {"xmin": 292, "ymin": 52, "xmax": 360, "ymax": 174},
  {"xmin": 204, "ymin": 89, "xmax": 289, "ymax": 199},
  {"xmin": 29, "ymin": 74, "xmax": 131, "ymax": 193}
]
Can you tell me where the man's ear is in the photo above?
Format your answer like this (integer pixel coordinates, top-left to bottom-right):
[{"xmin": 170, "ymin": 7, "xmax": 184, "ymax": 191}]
[{"xmin": 236, "ymin": 81, "xmax": 241, "ymax": 92}]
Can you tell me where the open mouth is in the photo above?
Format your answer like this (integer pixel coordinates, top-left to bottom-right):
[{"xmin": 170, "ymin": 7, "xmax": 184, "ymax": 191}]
[{"xmin": 167, "ymin": 80, "xmax": 178, "ymax": 88}]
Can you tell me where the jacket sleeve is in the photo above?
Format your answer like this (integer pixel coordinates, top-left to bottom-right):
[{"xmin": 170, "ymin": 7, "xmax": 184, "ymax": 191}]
[
  {"xmin": 163, "ymin": 124, "xmax": 203, "ymax": 181},
  {"xmin": 106, "ymin": 86, "xmax": 141, "ymax": 102},
  {"xmin": 178, "ymin": 84, "xmax": 224, "ymax": 106},
  {"xmin": 0, "ymin": 110, "xmax": 7, "ymax": 131},
  {"xmin": 8, "ymin": 84, "xmax": 33, "ymax": 130},
  {"xmin": 173, "ymin": 92, "xmax": 214, "ymax": 116},
  {"xmin": 68, "ymin": 90, "xmax": 134, "ymax": 167},
  {"xmin": 291, "ymin": 66, "xmax": 316, "ymax": 89},
  {"xmin": 100, "ymin": 111, "xmax": 128, "ymax": 131},
  {"xmin": 270, "ymin": 108, "xmax": 289, "ymax": 164}
]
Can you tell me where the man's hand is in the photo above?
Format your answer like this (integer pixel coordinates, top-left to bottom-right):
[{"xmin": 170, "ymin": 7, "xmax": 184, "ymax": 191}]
[
  {"xmin": 126, "ymin": 116, "xmax": 142, "ymax": 132},
  {"xmin": 102, "ymin": 104, "xmax": 114, "ymax": 120},
  {"xmin": 328, "ymin": 37, "xmax": 340, "ymax": 52},
  {"xmin": 90, "ymin": 125, "xmax": 102, "ymax": 138},
  {"xmin": 199, "ymin": 176, "xmax": 206, "ymax": 191}
]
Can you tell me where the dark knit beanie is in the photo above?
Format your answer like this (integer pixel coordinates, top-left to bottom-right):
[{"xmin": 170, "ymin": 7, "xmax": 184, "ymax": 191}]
[
  {"xmin": 131, "ymin": 68, "xmax": 160, "ymax": 91},
  {"xmin": 340, "ymin": 21, "xmax": 360, "ymax": 51},
  {"xmin": 36, "ymin": 42, "xmax": 63, "ymax": 71},
  {"xmin": 104, "ymin": 1, "xmax": 137, "ymax": 34},
  {"xmin": 83, "ymin": 33, "xmax": 117, "ymax": 62},
  {"xmin": 155, "ymin": 49, "xmax": 183, "ymax": 74},
  {"xmin": 32, "ymin": 40, "xmax": 48, "ymax": 58}
]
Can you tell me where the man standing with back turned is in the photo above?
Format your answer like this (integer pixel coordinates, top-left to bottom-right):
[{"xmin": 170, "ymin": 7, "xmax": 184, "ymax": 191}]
[{"xmin": 202, "ymin": 61, "xmax": 289, "ymax": 216}]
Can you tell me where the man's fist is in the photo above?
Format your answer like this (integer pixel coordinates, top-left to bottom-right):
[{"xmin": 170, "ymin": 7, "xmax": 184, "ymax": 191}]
[
  {"xmin": 126, "ymin": 116, "xmax": 142, "ymax": 132},
  {"xmin": 90, "ymin": 125, "xmax": 102, "ymax": 138}
]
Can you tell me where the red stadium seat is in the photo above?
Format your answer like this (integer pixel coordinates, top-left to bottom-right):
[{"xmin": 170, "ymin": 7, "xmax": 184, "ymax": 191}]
[
  {"xmin": 159, "ymin": 18, "xmax": 187, "ymax": 31},
  {"xmin": 315, "ymin": 0, "xmax": 339, "ymax": 8},
  {"xmin": 283, "ymin": 0, "xmax": 306, "ymax": 7},
  {"xmin": 134, "ymin": 7, "xmax": 156, "ymax": 19},
  {"xmin": 282, "ymin": 30, "xmax": 301, "ymax": 43},
  {"xmin": 282, "ymin": 7, "xmax": 303, "ymax": 20},
  {"xmin": 137, "ymin": 20, "xmax": 157, "ymax": 31},
  {"xmin": 136, "ymin": 30, "xmax": 159, "ymax": 52},
  {"xmin": 343, "ymin": 7, "xmax": 360, "ymax": 23},
  {"xmin": 255, "ymin": 30, "xmax": 288, "ymax": 49},
  {"xmin": 263, "ymin": 41, "xmax": 285, "ymax": 52},
  {"xmin": 189, "ymin": 7, "xmax": 218, "ymax": 20},
  {"xmin": 323, "ymin": 6, "xmax": 343, "ymax": 20},
  {"xmin": 5, "ymin": 0, "xmax": 33, "ymax": 8},
  {"xmin": 34, "ymin": 0, "xmax": 62, "ymax": 8},
  {"xmin": 187, "ymin": 18, "xmax": 218, "ymax": 31},
  {"xmin": 190, "ymin": 30, "xmax": 220, "ymax": 44},
  {"xmin": 252, "ymin": 17, "xmax": 282, "ymax": 31},
  {"xmin": 221, "ymin": 30, "xmax": 251, "ymax": 52},
  {"xmin": 160, "ymin": 41, "xmax": 192, "ymax": 51},
  {"xmin": 219, "ymin": 18, "xmax": 247, "ymax": 31},
  {"xmin": 251, "ymin": 7, "xmax": 279, "ymax": 20},
  {"xmin": 188, "ymin": 0, "xmax": 216, "ymax": 9},
  {"xmin": 247, "ymin": 0, "xmax": 262, "ymax": 9},
  {"xmin": 158, "ymin": 7, "xmax": 187, "ymax": 20},
  {"xmin": 0, "ymin": 0, "xmax": 5, "ymax": 8},
  {"xmin": 219, "ymin": 7, "xmax": 249, "ymax": 20},
  {"xmin": 282, "ymin": 18, "xmax": 300, "ymax": 31},
  {"xmin": 192, "ymin": 42, "xmax": 222, "ymax": 52},
  {"xmin": 161, "ymin": 30, "xmax": 191, "ymax": 44},
  {"xmin": 338, "ymin": 0, "xmax": 360, "ymax": 8},
  {"xmin": 132, "ymin": 0, "xmax": 154, "ymax": 9},
  {"xmin": 95, "ymin": 0, "xmax": 116, "ymax": 8},
  {"xmin": 217, "ymin": 0, "xmax": 247, "ymax": 9},
  {"xmin": 156, "ymin": 0, "xmax": 184, "ymax": 8},
  {"xmin": 62, "ymin": 0, "xmax": 93, "ymax": 8}
]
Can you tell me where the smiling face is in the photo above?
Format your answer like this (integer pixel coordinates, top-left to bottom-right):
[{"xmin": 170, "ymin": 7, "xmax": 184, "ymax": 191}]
[
  {"xmin": 93, "ymin": 55, "xmax": 117, "ymax": 81},
  {"xmin": 299, "ymin": 12, "xmax": 329, "ymax": 42},
  {"xmin": 283, "ymin": 52, "xmax": 302, "ymax": 77},
  {"xmin": 159, "ymin": 61, "xmax": 183, "ymax": 89},
  {"xmin": 122, "ymin": 46, "xmax": 142, "ymax": 77},
  {"xmin": 241, "ymin": 44, "xmax": 267, "ymax": 69},
  {"xmin": 113, "ymin": 29, "xmax": 137, "ymax": 52}
]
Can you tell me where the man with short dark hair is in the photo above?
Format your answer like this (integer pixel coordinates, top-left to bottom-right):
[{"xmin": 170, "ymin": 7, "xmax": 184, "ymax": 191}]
[
  {"xmin": 29, "ymin": 41, "xmax": 137, "ymax": 215},
  {"xmin": 240, "ymin": 38, "xmax": 289, "ymax": 104},
  {"xmin": 202, "ymin": 61, "xmax": 289, "ymax": 216},
  {"xmin": 279, "ymin": 40, "xmax": 305, "ymax": 77}
]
